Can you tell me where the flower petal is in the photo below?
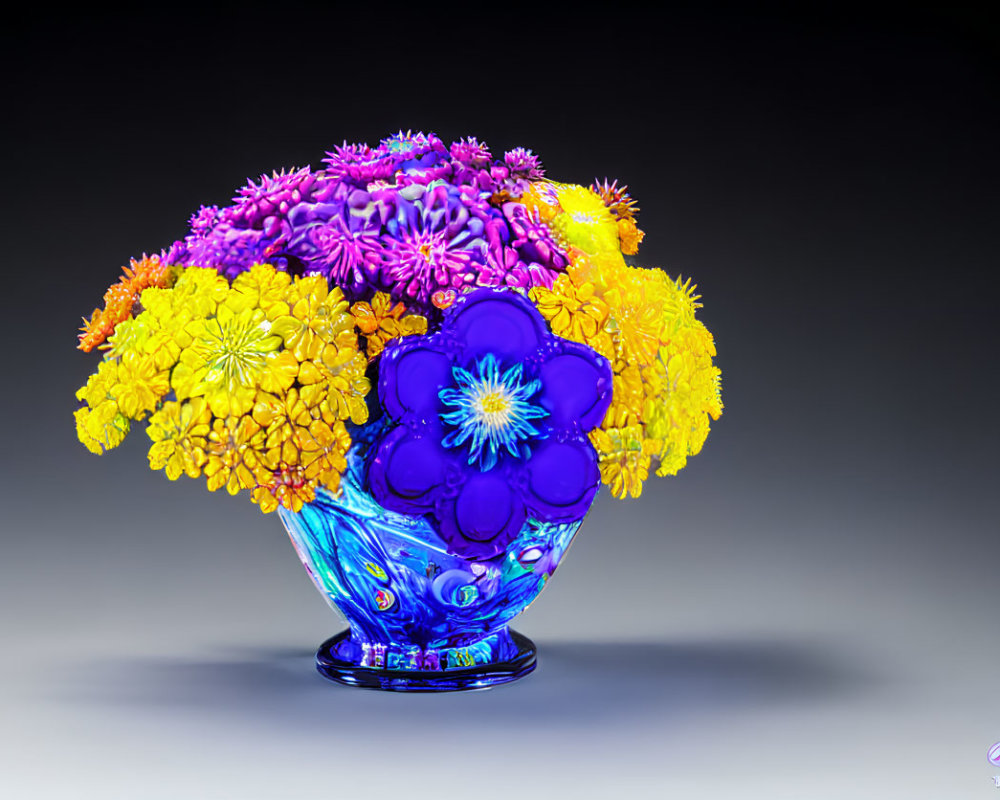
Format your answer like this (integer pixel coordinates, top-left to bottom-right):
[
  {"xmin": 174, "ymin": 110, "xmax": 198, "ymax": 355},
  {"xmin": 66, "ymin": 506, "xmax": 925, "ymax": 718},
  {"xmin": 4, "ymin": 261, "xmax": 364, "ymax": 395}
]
[
  {"xmin": 379, "ymin": 343, "xmax": 453, "ymax": 421},
  {"xmin": 449, "ymin": 290, "xmax": 544, "ymax": 365},
  {"xmin": 436, "ymin": 470, "xmax": 526, "ymax": 560},
  {"xmin": 538, "ymin": 347, "xmax": 613, "ymax": 431},
  {"xmin": 523, "ymin": 439, "xmax": 600, "ymax": 522},
  {"xmin": 368, "ymin": 425, "xmax": 447, "ymax": 514}
]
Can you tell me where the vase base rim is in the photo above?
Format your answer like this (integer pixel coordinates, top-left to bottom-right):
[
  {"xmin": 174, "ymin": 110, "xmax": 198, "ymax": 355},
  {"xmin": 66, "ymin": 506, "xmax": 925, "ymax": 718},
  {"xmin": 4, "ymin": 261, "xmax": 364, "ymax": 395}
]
[{"xmin": 315, "ymin": 630, "xmax": 536, "ymax": 692}]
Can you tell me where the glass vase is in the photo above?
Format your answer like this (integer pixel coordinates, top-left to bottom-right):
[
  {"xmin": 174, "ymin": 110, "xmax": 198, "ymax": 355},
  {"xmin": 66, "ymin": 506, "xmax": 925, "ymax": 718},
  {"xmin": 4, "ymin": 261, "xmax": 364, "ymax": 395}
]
[{"xmin": 277, "ymin": 438, "xmax": 583, "ymax": 692}]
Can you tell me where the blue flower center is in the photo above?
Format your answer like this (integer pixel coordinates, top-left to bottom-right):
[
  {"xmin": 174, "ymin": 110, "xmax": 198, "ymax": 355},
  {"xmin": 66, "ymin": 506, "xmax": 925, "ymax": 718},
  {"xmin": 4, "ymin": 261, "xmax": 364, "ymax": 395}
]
[{"xmin": 439, "ymin": 354, "xmax": 548, "ymax": 471}]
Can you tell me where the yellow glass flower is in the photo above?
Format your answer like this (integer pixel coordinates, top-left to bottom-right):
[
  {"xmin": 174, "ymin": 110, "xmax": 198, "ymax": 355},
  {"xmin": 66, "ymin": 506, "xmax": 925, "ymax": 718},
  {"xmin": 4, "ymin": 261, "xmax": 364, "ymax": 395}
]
[
  {"xmin": 74, "ymin": 403, "xmax": 130, "ymax": 455},
  {"xmin": 548, "ymin": 183, "xmax": 621, "ymax": 258},
  {"xmin": 106, "ymin": 312, "xmax": 178, "ymax": 373},
  {"xmin": 272, "ymin": 277, "xmax": 370, "ymax": 425},
  {"xmin": 147, "ymin": 398, "xmax": 212, "ymax": 480},
  {"xmin": 105, "ymin": 315, "xmax": 149, "ymax": 361},
  {"xmin": 603, "ymin": 269, "xmax": 668, "ymax": 367},
  {"xmin": 529, "ymin": 274, "xmax": 614, "ymax": 360},
  {"xmin": 272, "ymin": 276, "xmax": 354, "ymax": 358},
  {"xmin": 144, "ymin": 266, "xmax": 229, "ymax": 321},
  {"xmin": 297, "ymin": 341, "xmax": 370, "ymax": 425},
  {"xmin": 111, "ymin": 352, "xmax": 170, "ymax": 420},
  {"xmin": 253, "ymin": 465, "xmax": 315, "ymax": 514},
  {"xmin": 250, "ymin": 387, "xmax": 353, "ymax": 513},
  {"xmin": 76, "ymin": 358, "xmax": 119, "ymax": 409},
  {"xmin": 229, "ymin": 263, "xmax": 292, "ymax": 317},
  {"xmin": 172, "ymin": 303, "xmax": 298, "ymax": 418},
  {"xmin": 645, "ymin": 322, "xmax": 724, "ymax": 477},
  {"xmin": 75, "ymin": 359, "xmax": 128, "ymax": 453},
  {"xmin": 588, "ymin": 426, "xmax": 659, "ymax": 499},
  {"xmin": 617, "ymin": 218, "xmax": 646, "ymax": 255},
  {"xmin": 603, "ymin": 362, "xmax": 646, "ymax": 429},
  {"xmin": 203, "ymin": 414, "xmax": 269, "ymax": 496},
  {"xmin": 526, "ymin": 235, "xmax": 723, "ymax": 498}
]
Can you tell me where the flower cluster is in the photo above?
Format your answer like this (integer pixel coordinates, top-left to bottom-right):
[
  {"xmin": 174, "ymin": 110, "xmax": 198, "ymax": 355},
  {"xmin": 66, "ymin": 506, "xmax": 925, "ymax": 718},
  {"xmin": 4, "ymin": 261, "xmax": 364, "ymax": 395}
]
[
  {"xmin": 75, "ymin": 133, "xmax": 722, "ymax": 551},
  {"xmin": 530, "ymin": 254, "xmax": 722, "ymax": 498},
  {"xmin": 75, "ymin": 264, "xmax": 426, "ymax": 512},
  {"xmin": 164, "ymin": 132, "xmax": 568, "ymax": 314}
]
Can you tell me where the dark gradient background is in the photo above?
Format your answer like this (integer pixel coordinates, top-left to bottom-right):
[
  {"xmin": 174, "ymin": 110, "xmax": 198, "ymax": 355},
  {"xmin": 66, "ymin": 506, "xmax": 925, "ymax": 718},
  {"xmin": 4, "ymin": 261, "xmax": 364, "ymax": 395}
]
[{"xmin": 2, "ymin": 4, "xmax": 997, "ymax": 797}]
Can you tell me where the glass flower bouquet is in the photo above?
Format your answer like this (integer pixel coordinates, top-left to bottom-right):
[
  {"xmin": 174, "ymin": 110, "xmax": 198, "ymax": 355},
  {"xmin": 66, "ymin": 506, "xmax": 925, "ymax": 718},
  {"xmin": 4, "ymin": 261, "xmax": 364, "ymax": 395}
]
[{"xmin": 74, "ymin": 132, "xmax": 723, "ymax": 691}]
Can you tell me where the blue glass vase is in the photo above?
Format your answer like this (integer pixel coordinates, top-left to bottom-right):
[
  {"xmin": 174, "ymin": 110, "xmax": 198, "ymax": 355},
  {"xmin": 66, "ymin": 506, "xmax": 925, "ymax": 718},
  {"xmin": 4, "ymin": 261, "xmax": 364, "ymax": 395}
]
[{"xmin": 277, "ymin": 436, "xmax": 584, "ymax": 692}]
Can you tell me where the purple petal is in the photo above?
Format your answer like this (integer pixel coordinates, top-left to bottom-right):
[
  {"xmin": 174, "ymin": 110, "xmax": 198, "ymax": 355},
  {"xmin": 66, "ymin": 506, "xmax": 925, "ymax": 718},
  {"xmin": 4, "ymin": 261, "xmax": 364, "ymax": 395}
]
[
  {"xmin": 538, "ymin": 349, "xmax": 613, "ymax": 430},
  {"xmin": 368, "ymin": 426, "xmax": 447, "ymax": 515},
  {"xmin": 379, "ymin": 344, "xmax": 453, "ymax": 421},
  {"xmin": 436, "ymin": 471, "xmax": 526, "ymax": 560},
  {"xmin": 449, "ymin": 290, "xmax": 545, "ymax": 365},
  {"xmin": 523, "ymin": 440, "xmax": 600, "ymax": 522}
]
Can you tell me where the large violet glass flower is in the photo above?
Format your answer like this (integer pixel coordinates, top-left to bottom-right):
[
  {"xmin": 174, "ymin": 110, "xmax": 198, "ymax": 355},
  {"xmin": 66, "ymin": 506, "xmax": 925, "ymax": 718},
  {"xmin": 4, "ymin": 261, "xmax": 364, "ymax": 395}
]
[{"xmin": 367, "ymin": 288, "xmax": 613, "ymax": 560}]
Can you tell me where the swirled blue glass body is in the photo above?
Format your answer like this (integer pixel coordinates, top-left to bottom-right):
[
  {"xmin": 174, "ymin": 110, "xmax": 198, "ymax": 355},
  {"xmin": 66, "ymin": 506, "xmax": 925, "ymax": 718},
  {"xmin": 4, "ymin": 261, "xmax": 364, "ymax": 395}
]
[{"xmin": 277, "ymin": 436, "xmax": 583, "ymax": 685}]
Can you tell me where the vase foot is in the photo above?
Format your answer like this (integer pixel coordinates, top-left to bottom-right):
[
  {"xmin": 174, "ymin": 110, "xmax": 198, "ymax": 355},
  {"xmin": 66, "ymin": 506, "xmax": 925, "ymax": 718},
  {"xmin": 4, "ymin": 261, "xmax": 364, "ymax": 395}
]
[{"xmin": 315, "ymin": 630, "xmax": 536, "ymax": 692}]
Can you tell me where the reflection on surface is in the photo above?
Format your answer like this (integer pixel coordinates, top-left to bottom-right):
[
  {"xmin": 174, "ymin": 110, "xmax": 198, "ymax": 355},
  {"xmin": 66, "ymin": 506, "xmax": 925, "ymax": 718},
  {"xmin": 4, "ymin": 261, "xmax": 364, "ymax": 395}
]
[{"xmin": 61, "ymin": 637, "xmax": 877, "ymax": 734}]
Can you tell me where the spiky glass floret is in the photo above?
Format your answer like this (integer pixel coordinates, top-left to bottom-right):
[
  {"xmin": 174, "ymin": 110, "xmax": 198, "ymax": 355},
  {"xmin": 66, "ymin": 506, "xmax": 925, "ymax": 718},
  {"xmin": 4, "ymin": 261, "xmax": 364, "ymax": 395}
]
[
  {"xmin": 450, "ymin": 136, "xmax": 492, "ymax": 169},
  {"xmin": 449, "ymin": 136, "xmax": 494, "ymax": 188},
  {"xmin": 439, "ymin": 354, "xmax": 548, "ymax": 471},
  {"xmin": 590, "ymin": 178, "xmax": 640, "ymax": 221},
  {"xmin": 380, "ymin": 130, "xmax": 447, "ymax": 159},
  {"xmin": 78, "ymin": 253, "xmax": 175, "ymax": 352},
  {"xmin": 322, "ymin": 142, "xmax": 398, "ymax": 183},
  {"xmin": 383, "ymin": 131, "xmax": 453, "ymax": 186},
  {"xmin": 503, "ymin": 147, "xmax": 544, "ymax": 180},
  {"xmin": 189, "ymin": 205, "xmax": 220, "ymax": 234},
  {"xmin": 230, "ymin": 167, "xmax": 336, "ymax": 229}
]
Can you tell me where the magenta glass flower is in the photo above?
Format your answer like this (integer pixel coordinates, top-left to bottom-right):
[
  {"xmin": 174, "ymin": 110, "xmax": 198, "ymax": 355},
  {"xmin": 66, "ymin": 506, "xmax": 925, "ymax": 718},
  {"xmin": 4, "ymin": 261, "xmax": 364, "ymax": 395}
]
[{"xmin": 367, "ymin": 288, "xmax": 614, "ymax": 560}]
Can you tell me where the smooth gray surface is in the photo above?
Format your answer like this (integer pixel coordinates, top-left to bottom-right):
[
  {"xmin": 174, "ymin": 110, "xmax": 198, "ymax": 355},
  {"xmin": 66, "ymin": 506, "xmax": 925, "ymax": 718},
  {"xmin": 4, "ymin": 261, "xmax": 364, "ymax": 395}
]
[{"xmin": 2, "ymin": 437, "xmax": 997, "ymax": 798}]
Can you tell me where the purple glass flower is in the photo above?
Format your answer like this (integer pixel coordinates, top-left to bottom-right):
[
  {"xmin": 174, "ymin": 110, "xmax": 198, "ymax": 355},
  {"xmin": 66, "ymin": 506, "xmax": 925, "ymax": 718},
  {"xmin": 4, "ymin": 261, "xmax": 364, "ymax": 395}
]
[
  {"xmin": 165, "ymin": 135, "xmax": 570, "ymax": 300},
  {"xmin": 367, "ymin": 288, "xmax": 613, "ymax": 560},
  {"xmin": 381, "ymin": 130, "xmax": 449, "ymax": 161},
  {"xmin": 380, "ymin": 183, "xmax": 506, "ymax": 308},
  {"xmin": 189, "ymin": 205, "xmax": 220, "ymax": 234},
  {"xmin": 307, "ymin": 210, "xmax": 383, "ymax": 294}
]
